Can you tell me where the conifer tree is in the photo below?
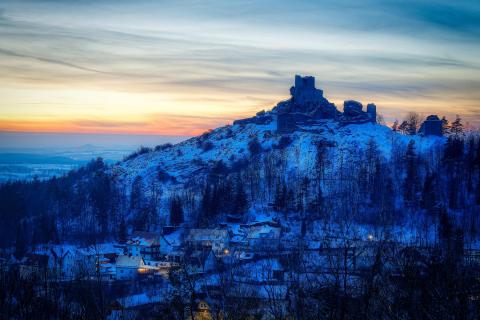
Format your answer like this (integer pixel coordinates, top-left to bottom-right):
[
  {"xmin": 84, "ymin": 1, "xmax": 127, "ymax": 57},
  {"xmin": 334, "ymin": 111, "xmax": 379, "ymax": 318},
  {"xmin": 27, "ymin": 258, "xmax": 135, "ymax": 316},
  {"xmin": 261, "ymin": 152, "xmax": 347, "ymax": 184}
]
[
  {"xmin": 315, "ymin": 142, "xmax": 327, "ymax": 181},
  {"xmin": 118, "ymin": 215, "xmax": 127, "ymax": 244},
  {"xmin": 450, "ymin": 115, "xmax": 464, "ymax": 135},
  {"xmin": 308, "ymin": 185, "xmax": 324, "ymax": 219},
  {"xmin": 200, "ymin": 184, "xmax": 219, "ymax": 224},
  {"xmin": 130, "ymin": 175, "xmax": 144, "ymax": 210},
  {"xmin": 233, "ymin": 178, "xmax": 248, "ymax": 217},
  {"xmin": 441, "ymin": 116, "xmax": 450, "ymax": 134},
  {"xmin": 170, "ymin": 196, "xmax": 184, "ymax": 226},
  {"xmin": 405, "ymin": 112, "xmax": 421, "ymax": 135},
  {"xmin": 273, "ymin": 179, "xmax": 287, "ymax": 212},
  {"xmin": 403, "ymin": 140, "xmax": 420, "ymax": 206},
  {"xmin": 391, "ymin": 119, "xmax": 399, "ymax": 132},
  {"xmin": 439, "ymin": 207, "xmax": 452, "ymax": 248},
  {"xmin": 398, "ymin": 121, "xmax": 408, "ymax": 134},
  {"xmin": 14, "ymin": 222, "xmax": 27, "ymax": 259},
  {"xmin": 421, "ymin": 172, "xmax": 437, "ymax": 215}
]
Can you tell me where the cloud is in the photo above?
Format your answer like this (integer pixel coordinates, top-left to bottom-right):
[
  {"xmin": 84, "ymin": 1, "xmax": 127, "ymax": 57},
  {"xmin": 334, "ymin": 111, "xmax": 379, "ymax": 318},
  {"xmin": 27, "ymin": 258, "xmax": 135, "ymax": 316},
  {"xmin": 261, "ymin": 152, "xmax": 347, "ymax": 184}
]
[
  {"xmin": 0, "ymin": 0, "xmax": 479, "ymax": 132},
  {"xmin": 387, "ymin": 0, "xmax": 480, "ymax": 40},
  {"xmin": 0, "ymin": 48, "xmax": 114, "ymax": 75}
]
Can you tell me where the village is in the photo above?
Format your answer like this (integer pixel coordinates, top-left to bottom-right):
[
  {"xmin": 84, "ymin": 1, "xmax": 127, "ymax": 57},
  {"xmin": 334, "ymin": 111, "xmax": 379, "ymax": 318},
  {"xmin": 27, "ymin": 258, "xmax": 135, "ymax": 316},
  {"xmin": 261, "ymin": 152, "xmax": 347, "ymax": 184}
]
[
  {"xmin": 2, "ymin": 218, "xmax": 284, "ymax": 281},
  {"xmin": 0, "ymin": 214, "xmax": 383, "ymax": 318},
  {"xmin": 3, "ymin": 212, "xmax": 480, "ymax": 319}
]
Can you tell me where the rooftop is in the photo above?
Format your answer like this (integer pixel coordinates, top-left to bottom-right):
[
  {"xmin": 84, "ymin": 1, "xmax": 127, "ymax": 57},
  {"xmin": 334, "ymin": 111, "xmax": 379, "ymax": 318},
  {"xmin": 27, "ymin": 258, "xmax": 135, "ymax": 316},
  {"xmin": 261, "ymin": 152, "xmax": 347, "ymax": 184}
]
[
  {"xmin": 187, "ymin": 229, "xmax": 229, "ymax": 241},
  {"xmin": 116, "ymin": 255, "xmax": 144, "ymax": 268}
]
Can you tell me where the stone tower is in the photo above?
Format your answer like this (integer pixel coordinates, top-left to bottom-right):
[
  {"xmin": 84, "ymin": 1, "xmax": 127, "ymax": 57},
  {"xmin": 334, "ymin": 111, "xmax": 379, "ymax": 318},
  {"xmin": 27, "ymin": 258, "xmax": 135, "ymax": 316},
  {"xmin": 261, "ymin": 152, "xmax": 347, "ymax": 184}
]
[
  {"xmin": 289, "ymin": 75, "xmax": 324, "ymax": 106},
  {"xmin": 421, "ymin": 115, "xmax": 443, "ymax": 136},
  {"xmin": 366, "ymin": 103, "xmax": 377, "ymax": 123}
]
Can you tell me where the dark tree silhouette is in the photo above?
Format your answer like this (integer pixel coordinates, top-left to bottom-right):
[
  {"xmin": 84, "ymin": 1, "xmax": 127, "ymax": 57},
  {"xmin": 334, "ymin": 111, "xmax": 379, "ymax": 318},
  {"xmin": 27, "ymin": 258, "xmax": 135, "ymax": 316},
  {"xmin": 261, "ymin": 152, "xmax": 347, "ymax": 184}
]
[
  {"xmin": 233, "ymin": 177, "xmax": 248, "ymax": 217},
  {"xmin": 403, "ymin": 140, "xmax": 420, "ymax": 206},
  {"xmin": 170, "ymin": 196, "xmax": 184, "ymax": 227},
  {"xmin": 451, "ymin": 115, "xmax": 464, "ymax": 135}
]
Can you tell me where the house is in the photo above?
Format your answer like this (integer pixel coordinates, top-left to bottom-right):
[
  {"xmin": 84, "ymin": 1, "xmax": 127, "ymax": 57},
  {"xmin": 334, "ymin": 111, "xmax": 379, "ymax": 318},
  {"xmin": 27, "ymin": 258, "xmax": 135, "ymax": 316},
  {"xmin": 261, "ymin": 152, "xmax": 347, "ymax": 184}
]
[
  {"xmin": 126, "ymin": 231, "xmax": 170, "ymax": 260},
  {"xmin": 98, "ymin": 256, "xmax": 116, "ymax": 281},
  {"xmin": 143, "ymin": 260, "xmax": 180, "ymax": 278},
  {"xmin": 186, "ymin": 229, "xmax": 230, "ymax": 256},
  {"xmin": 33, "ymin": 245, "xmax": 77, "ymax": 279},
  {"xmin": 184, "ymin": 300, "xmax": 214, "ymax": 320},
  {"xmin": 76, "ymin": 243, "xmax": 124, "ymax": 278},
  {"xmin": 186, "ymin": 248, "xmax": 217, "ymax": 274},
  {"xmin": 116, "ymin": 255, "xmax": 148, "ymax": 280},
  {"xmin": 245, "ymin": 221, "xmax": 281, "ymax": 252}
]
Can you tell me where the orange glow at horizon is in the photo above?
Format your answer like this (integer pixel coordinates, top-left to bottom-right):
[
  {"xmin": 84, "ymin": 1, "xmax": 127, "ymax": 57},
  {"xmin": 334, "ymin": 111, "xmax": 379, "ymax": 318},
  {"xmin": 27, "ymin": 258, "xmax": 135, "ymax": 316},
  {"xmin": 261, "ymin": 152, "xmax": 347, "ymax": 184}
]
[
  {"xmin": 0, "ymin": 88, "xmax": 274, "ymax": 136},
  {"xmin": 1, "ymin": 94, "xmax": 478, "ymax": 136},
  {"xmin": 1, "ymin": 90, "xmax": 477, "ymax": 136},
  {"xmin": 0, "ymin": 116, "xmax": 239, "ymax": 136}
]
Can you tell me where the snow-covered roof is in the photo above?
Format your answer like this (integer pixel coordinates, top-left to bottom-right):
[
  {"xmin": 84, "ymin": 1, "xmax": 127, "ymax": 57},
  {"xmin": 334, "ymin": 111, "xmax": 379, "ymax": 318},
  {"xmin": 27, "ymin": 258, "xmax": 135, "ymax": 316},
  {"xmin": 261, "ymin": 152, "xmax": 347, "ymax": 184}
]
[
  {"xmin": 115, "ymin": 292, "xmax": 167, "ymax": 308},
  {"xmin": 247, "ymin": 224, "xmax": 281, "ymax": 239},
  {"xmin": 162, "ymin": 229, "xmax": 183, "ymax": 247},
  {"xmin": 33, "ymin": 244, "xmax": 76, "ymax": 259},
  {"xmin": 127, "ymin": 231, "xmax": 161, "ymax": 246},
  {"xmin": 116, "ymin": 255, "xmax": 144, "ymax": 268},
  {"xmin": 77, "ymin": 243, "xmax": 124, "ymax": 256},
  {"xmin": 186, "ymin": 229, "xmax": 229, "ymax": 242}
]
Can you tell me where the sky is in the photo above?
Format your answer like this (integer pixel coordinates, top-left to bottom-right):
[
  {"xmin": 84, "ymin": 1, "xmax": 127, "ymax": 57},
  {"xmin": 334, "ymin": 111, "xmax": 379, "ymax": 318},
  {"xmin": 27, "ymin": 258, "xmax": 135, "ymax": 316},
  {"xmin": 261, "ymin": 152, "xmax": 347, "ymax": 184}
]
[{"xmin": 0, "ymin": 0, "xmax": 479, "ymax": 137}]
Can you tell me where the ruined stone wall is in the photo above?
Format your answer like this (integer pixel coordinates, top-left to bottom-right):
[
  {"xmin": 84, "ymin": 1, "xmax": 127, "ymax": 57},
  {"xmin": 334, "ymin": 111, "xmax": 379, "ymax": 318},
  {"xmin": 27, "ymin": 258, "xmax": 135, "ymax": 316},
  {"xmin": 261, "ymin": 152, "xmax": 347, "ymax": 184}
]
[{"xmin": 422, "ymin": 115, "xmax": 443, "ymax": 136}]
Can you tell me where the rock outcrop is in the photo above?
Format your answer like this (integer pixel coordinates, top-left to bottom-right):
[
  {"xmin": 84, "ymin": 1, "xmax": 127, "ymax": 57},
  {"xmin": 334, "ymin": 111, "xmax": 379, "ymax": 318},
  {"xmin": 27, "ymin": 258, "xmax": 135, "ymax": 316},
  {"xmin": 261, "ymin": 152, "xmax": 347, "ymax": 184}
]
[{"xmin": 337, "ymin": 101, "xmax": 376, "ymax": 125}]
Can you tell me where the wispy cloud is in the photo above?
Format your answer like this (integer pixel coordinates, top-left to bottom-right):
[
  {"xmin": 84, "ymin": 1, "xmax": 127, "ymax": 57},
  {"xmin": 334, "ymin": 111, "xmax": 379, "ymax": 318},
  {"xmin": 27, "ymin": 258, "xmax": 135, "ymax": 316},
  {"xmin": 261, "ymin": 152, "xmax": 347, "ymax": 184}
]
[{"xmin": 0, "ymin": 0, "xmax": 479, "ymax": 134}]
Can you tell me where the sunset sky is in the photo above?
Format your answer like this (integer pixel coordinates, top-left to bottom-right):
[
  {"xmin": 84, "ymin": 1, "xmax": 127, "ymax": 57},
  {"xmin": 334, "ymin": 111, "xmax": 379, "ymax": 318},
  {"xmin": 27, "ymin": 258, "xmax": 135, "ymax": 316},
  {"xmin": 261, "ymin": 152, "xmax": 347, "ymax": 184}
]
[{"xmin": 1, "ymin": 0, "xmax": 479, "ymax": 136}]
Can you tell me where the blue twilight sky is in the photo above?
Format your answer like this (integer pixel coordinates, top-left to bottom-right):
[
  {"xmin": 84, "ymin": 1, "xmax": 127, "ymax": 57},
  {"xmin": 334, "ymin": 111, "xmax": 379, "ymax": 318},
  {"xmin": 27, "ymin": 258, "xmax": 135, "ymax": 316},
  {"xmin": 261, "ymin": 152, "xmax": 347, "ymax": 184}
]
[{"xmin": 0, "ymin": 0, "xmax": 479, "ymax": 137}]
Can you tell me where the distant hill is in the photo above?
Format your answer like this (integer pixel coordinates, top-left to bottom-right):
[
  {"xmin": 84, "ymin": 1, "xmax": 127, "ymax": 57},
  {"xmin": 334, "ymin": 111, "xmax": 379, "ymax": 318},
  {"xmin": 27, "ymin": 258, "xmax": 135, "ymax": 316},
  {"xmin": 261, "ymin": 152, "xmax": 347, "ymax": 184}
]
[{"xmin": 0, "ymin": 153, "xmax": 81, "ymax": 165}]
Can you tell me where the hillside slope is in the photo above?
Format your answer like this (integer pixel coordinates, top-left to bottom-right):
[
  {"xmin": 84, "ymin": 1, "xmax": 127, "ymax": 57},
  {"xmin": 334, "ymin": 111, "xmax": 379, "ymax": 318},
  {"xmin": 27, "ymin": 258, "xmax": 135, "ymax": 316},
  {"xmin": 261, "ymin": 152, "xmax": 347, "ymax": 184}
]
[{"xmin": 112, "ymin": 76, "xmax": 445, "ymax": 226}]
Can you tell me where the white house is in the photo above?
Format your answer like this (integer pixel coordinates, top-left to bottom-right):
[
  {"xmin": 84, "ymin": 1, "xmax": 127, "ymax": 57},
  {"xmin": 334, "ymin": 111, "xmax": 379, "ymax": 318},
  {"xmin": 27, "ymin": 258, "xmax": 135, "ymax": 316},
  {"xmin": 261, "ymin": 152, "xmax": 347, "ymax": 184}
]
[
  {"xmin": 185, "ymin": 229, "xmax": 230, "ymax": 256},
  {"xmin": 186, "ymin": 248, "xmax": 217, "ymax": 274},
  {"xmin": 76, "ymin": 243, "xmax": 124, "ymax": 278},
  {"xmin": 116, "ymin": 255, "xmax": 147, "ymax": 280},
  {"xmin": 245, "ymin": 221, "xmax": 281, "ymax": 252},
  {"xmin": 126, "ymin": 231, "xmax": 170, "ymax": 260}
]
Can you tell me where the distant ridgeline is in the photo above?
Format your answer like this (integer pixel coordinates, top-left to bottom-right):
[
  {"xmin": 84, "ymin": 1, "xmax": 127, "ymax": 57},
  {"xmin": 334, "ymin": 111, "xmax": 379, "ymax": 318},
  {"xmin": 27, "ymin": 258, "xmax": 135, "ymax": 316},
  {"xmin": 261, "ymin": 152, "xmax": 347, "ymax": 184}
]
[{"xmin": 234, "ymin": 75, "xmax": 442, "ymax": 136}]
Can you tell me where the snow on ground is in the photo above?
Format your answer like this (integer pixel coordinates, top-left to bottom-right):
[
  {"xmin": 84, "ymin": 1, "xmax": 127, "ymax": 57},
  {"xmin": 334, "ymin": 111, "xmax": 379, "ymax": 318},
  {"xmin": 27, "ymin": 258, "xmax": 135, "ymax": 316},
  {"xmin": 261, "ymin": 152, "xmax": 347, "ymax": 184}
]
[{"xmin": 115, "ymin": 117, "xmax": 444, "ymax": 192}]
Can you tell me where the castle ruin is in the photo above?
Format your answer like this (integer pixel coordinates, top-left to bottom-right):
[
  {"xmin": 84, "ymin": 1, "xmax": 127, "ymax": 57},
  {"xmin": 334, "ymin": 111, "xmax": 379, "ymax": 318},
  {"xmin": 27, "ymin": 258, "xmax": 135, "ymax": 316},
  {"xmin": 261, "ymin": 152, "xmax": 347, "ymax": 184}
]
[
  {"xmin": 233, "ymin": 75, "xmax": 378, "ymax": 133},
  {"xmin": 276, "ymin": 75, "xmax": 376, "ymax": 133}
]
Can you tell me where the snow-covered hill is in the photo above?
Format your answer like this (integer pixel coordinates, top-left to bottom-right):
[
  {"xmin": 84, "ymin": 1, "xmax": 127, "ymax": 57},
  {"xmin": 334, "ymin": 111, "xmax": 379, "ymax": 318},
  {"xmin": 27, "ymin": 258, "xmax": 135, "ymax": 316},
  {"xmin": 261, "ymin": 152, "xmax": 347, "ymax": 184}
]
[
  {"xmin": 111, "ymin": 76, "xmax": 445, "ymax": 226},
  {"xmin": 116, "ymin": 119, "xmax": 441, "ymax": 187}
]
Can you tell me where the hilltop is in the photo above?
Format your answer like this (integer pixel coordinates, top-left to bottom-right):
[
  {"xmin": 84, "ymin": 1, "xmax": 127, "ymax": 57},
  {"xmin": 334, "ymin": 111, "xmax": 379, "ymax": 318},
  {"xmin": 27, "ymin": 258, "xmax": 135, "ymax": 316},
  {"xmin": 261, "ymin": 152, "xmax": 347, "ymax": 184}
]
[{"xmin": 113, "ymin": 75, "xmax": 444, "ymax": 227}]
